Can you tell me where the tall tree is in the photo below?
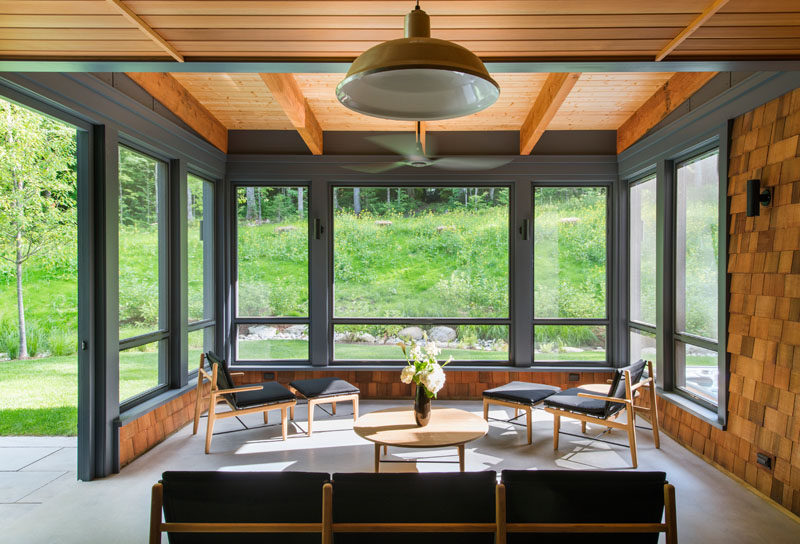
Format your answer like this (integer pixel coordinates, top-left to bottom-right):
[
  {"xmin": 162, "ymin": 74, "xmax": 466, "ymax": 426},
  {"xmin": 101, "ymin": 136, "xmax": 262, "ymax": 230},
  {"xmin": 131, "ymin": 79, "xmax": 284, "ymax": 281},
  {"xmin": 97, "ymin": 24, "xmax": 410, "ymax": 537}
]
[
  {"xmin": 297, "ymin": 187, "xmax": 303, "ymax": 214},
  {"xmin": 0, "ymin": 100, "xmax": 76, "ymax": 358},
  {"xmin": 245, "ymin": 186, "xmax": 257, "ymax": 221},
  {"xmin": 353, "ymin": 187, "xmax": 361, "ymax": 215}
]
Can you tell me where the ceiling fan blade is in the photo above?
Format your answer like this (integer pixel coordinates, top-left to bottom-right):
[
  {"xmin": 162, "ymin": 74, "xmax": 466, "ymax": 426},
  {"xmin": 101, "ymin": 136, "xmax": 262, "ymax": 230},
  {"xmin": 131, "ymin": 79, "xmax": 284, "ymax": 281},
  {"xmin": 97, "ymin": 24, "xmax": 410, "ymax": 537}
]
[
  {"xmin": 340, "ymin": 161, "xmax": 407, "ymax": 173},
  {"xmin": 366, "ymin": 134, "xmax": 422, "ymax": 158},
  {"xmin": 430, "ymin": 157, "xmax": 513, "ymax": 171}
]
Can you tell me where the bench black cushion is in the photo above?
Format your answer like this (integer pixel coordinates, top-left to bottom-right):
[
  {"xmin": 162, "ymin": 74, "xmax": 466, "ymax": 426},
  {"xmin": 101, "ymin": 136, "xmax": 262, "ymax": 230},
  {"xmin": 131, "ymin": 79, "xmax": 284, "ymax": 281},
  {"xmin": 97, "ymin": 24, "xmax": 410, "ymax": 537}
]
[
  {"xmin": 205, "ymin": 351, "xmax": 234, "ymax": 391},
  {"xmin": 501, "ymin": 470, "xmax": 667, "ymax": 543},
  {"xmin": 482, "ymin": 381, "xmax": 561, "ymax": 405},
  {"xmin": 332, "ymin": 472, "xmax": 496, "ymax": 544},
  {"xmin": 234, "ymin": 381, "xmax": 296, "ymax": 408},
  {"xmin": 543, "ymin": 386, "xmax": 616, "ymax": 417},
  {"xmin": 161, "ymin": 471, "xmax": 329, "ymax": 543},
  {"xmin": 290, "ymin": 377, "xmax": 360, "ymax": 399}
]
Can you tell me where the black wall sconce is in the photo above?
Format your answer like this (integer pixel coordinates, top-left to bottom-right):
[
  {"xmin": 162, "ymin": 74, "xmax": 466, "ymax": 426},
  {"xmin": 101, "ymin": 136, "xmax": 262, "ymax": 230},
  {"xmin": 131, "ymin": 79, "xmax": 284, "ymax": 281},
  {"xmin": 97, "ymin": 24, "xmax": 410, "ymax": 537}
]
[{"xmin": 746, "ymin": 179, "xmax": 771, "ymax": 217}]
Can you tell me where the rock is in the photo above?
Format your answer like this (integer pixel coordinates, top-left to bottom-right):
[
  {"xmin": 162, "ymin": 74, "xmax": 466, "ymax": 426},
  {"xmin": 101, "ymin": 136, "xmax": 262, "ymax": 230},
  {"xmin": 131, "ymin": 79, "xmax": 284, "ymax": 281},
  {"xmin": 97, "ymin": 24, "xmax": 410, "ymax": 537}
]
[
  {"xmin": 275, "ymin": 225, "xmax": 296, "ymax": 233},
  {"xmin": 374, "ymin": 220, "xmax": 392, "ymax": 227},
  {"xmin": 559, "ymin": 217, "xmax": 580, "ymax": 224},
  {"xmin": 284, "ymin": 325, "xmax": 308, "ymax": 336},
  {"xmin": 436, "ymin": 225, "xmax": 455, "ymax": 232},
  {"xmin": 429, "ymin": 326, "xmax": 456, "ymax": 343},
  {"xmin": 354, "ymin": 332, "xmax": 376, "ymax": 343},
  {"xmin": 397, "ymin": 326, "xmax": 424, "ymax": 341},
  {"xmin": 560, "ymin": 346, "xmax": 583, "ymax": 353},
  {"xmin": 248, "ymin": 325, "xmax": 276, "ymax": 339}
]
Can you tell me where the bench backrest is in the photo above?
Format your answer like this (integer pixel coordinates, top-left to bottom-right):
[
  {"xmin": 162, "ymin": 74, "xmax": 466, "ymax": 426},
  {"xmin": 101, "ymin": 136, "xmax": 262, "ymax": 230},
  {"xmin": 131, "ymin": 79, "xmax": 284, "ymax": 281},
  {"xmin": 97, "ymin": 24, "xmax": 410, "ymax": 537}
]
[
  {"xmin": 500, "ymin": 469, "xmax": 670, "ymax": 544},
  {"xmin": 331, "ymin": 471, "xmax": 497, "ymax": 544},
  {"xmin": 155, "ymin": 471, "xmax": 330, "ymax": 543}
]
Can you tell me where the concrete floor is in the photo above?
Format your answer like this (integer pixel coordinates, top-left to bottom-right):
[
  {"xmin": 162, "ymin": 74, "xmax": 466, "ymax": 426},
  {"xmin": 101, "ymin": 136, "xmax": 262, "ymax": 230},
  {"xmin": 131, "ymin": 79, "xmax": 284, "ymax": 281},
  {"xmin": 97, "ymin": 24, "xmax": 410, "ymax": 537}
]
[{"xmin": 2, "ymin": 400, "xmax": 798, "ymax": 543}]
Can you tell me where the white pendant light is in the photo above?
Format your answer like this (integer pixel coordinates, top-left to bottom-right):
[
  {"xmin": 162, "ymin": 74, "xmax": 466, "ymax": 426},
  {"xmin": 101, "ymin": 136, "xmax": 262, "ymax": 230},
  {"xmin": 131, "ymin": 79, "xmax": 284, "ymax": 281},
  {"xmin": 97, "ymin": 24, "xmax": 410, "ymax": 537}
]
[{"xmin": 336, "ymin": 2, "xmax": 500, "ymax": 121}]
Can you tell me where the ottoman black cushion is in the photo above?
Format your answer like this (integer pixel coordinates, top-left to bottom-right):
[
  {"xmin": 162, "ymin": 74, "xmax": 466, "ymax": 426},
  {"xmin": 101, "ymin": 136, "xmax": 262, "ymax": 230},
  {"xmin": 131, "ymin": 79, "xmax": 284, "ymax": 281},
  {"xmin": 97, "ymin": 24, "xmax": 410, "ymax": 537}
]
[
  {"xmin": 482, "ymin": 381, "xmax": 561, "ymax": 405},
  {"xmin": 290, "ymin": 377, "xmax": 360, "ymax": 399},
  {"xmin": 234, "ymin": 381, "xmax": 296, "ymax": 408}
]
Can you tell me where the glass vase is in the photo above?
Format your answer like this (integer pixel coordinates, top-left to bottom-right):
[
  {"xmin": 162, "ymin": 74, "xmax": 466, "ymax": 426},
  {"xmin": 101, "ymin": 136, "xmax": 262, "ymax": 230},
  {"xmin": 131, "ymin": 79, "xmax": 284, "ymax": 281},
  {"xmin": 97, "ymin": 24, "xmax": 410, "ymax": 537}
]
[{"xmin": 414, "ymin": 384, "xmax": 431, "ymax": 427}]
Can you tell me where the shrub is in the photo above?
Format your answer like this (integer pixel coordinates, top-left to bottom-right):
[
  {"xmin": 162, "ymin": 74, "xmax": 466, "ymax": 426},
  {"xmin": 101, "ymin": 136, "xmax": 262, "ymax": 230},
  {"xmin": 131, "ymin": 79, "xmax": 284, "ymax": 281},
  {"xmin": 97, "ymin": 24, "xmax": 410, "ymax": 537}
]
[{"xmin": 48, "ymin": 328, "xmax": 77, "ymax": 356}]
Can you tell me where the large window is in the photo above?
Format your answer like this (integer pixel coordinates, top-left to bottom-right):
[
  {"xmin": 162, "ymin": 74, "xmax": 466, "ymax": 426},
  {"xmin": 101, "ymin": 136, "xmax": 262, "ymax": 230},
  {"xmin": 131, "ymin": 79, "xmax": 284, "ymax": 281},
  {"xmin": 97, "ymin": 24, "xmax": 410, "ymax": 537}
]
[
  {"xmin": 187, "ymin": 174, "xmax": 215, "ymax": 373},
  {"xmin": 234, "ymin": 185, "xmax": 309, "ymax": 361},
  {"xmin": 118, "ymin": 145, "xmax": 167, "ymax": 403},
  {"xmin": 332, "ymin": 186, "xmax": 510, "ymax": 362},
  {"xmin": 675, "ymin": 151, "xmax": 720, "ymax": 405},
  {"xmin": 533, "ymin": 186, "xmax": 608, "ymax": 363},
  {"xmin": 629, "ymin": 175, "xmax": 657, "ymax": 367}
]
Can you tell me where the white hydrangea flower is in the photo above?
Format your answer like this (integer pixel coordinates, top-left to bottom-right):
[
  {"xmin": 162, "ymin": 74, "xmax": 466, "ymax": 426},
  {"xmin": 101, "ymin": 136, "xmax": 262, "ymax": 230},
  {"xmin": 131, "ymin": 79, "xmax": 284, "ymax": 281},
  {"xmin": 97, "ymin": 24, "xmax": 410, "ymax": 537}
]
[
  {"xmin": 424, "ymin": 340, "xmax": 440, "ymax": 357},
  {"xmin": 421, "ymin": 362, "xmax": 446, "ymax": 395},
  {"xmin": 409, "ymin": 344, "xmax": 423, "ymax": 361},
  {"xmin": 400, "ymin": 365, "xmax": 416, "ymax": 384}
]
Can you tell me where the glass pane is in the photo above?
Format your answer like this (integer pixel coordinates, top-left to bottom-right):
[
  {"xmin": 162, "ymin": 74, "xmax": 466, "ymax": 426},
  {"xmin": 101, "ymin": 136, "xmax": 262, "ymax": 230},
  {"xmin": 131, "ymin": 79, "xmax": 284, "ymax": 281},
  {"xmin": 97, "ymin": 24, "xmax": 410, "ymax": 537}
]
[
  {"xmin": 630, "ymin": 328, "xmax": 656, "ymax": 366},
  {"xmin": 187, "ymin": 327, "xmax": 214, "ymax": 376},
  {"xmin": 236, "ymin": 324, "xmax": 308, "ymax": 361},
  {"xmin": 676, "ymin": 152, "xmax": 719, "ymax": 340},
  {"xmin": 188, "ymin": 175, "xmax": 214, "ymax": 323},
  {"xmin": 236, "ymin": 186, "xmax": 308, "ymax": 317},
  {"xmin": 534, "ymin": 187, "xmax": 607, "ymax": 319},
  {"xmin": 676, "ymin": 341, "xmax": 718, "ymax": 404},
  {"xmin": 118, "ymin": 146, "xmax": 165, "ymax": 340},
  {"xmin": 333, "ymin": 324, "xmax": 509, "ymax": 361},
  {"xmin": 629, "ymin": 177, "xmax": 657, "ymax": 325},
  {"xmin": 534, "ymin": 325, "xmax": 606, "ymax": 362},
  {"xmin": 333, "ymin": 187, "xmax": 509, "ymax": 318},
  {"xmin": 120, "ymin": 340, "xmax": 162, "ymax": 402}
]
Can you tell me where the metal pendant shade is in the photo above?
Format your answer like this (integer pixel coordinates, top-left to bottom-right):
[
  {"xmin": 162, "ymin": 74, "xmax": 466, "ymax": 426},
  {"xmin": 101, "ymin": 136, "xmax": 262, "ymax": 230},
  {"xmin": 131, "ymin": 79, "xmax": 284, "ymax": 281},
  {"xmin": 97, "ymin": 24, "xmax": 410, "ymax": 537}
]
[{"xmin": 336, "ymin": 4, "xmax": 500, "ymax": 121}]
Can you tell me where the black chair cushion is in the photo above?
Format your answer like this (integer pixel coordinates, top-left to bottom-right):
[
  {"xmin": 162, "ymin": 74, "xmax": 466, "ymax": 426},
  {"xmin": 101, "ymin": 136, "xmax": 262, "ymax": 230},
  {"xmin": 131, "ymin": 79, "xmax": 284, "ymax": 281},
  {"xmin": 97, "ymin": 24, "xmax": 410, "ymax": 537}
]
[
  {"xmin": 332, "ymin": 472, "xmax": 496, "ymax": 544},
  {"xmin": 482, "ymin": 381, "xmax": 561, "ymax": 405},
  {"xmin": 234, "ymin": 381, "xmax": 296, "ymax": 408},
  {"xmin": 289, "ymin": 377, "xmax": 360, "ymax": 399},
  {"xmin": 543, "ymin": 387, "xmax": 624, "ymax": 418},
  {"xmin": 205, "ymin": 351, "xmax": 234, "ymax": 392},
  {"xmin": 501, "ymin": 470, "xmax": 667, "ymax": 544},
  {"xmin": 608, "ymin": 359, "xmax": 647, "ymax": 403},
  {"xmin": 161, "ymin": 471, "xmax": 329, "ymax": 544}
]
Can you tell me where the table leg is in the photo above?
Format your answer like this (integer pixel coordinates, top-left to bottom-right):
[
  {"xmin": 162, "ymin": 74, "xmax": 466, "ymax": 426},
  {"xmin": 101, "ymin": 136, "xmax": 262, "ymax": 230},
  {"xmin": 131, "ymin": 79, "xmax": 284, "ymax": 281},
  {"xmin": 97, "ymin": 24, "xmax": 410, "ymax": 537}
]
[
  {"xmin": 383, "ymin": 445, "xmax": 387, "ymax": 455},
  {"xmin": 374, "ymin": 443, "xmax": 381, "ymax": 473},
  {"xmin": 458, "ymin": 444, "xmax": 465, "ymax": 472}
]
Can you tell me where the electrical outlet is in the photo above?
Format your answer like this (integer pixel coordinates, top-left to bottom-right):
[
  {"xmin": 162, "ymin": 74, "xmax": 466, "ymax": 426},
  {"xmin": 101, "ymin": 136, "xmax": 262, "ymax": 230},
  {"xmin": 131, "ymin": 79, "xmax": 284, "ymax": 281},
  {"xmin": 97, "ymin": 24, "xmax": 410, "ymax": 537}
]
[
  {"xmin": 568, "ymin": 373, "xmax": 580, "ymax": 382},
  {"xmin": 756, "ymin": 452, "xmax": 774, "ymax": 471},
  {"xmin": 263, "ymin": 372, "xmax": 275, "ymax": 381}
]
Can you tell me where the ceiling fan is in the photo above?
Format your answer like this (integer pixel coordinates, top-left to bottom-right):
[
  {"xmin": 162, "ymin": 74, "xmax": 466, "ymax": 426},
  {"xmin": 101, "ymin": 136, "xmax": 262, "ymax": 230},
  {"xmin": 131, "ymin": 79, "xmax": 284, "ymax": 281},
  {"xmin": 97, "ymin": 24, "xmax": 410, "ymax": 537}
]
[{"xmin": 341, "ymin": 122, "xmax": 512, "ymax": 173}]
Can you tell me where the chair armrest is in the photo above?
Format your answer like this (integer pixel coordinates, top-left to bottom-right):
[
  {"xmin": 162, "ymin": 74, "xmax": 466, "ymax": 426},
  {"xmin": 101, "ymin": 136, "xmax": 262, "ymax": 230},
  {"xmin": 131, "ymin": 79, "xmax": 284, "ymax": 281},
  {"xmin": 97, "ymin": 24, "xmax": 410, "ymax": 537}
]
[
  {"xmin": 631, "ymin": 377, "xmax": 652, "ymax": 392},
  {"xmin": 577, "ymin": 392, "xmax": 630, "ymax": 404},
  {"xmin": 230, "ymin": 372, "xmax": 245, "ymax": 377},
  {"xmin": 212, "ymin": 385, "xmax": 264, "ymax": 396}
]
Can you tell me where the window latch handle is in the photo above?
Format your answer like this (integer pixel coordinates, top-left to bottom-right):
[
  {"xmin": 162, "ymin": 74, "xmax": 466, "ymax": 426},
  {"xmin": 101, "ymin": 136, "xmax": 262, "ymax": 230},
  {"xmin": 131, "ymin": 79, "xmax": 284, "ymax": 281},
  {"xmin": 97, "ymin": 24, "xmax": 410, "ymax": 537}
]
[
  {"xmin": 314, "ymin": 218, "xmax": 324, "ymax": 239},
  {"xmin": 520, "ymin": 218, "xmax": 529, "ymax": 240}
]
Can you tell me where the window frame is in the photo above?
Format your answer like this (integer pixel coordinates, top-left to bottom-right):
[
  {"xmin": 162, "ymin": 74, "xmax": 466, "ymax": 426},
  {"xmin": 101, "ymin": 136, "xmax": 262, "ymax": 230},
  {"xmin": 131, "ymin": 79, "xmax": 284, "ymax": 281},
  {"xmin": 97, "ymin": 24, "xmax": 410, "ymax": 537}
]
[
  {"xmin": 117, "ymin": 142, "xmax": 171, "ymax": 409},
  {"xmin": 230, "ymin": 180, "xmax": 312, "ymax": 364},
  {"xmin": 532, "ymin": 181, "xmax": 612, "ymax": 366},
  {"xmin": 186, "ymin": 172, "xmax": 217, "ymax": 376},
  {"xmin": 328, "ymin": 180, "xmax": 514, "ymax": 366}
]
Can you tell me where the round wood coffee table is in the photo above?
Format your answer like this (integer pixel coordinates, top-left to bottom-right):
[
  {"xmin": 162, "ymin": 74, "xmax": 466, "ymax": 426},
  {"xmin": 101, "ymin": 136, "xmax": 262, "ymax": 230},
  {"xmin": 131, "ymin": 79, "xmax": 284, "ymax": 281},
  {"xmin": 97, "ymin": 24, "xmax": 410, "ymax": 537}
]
[{"xmin": 353, "ymin": 407, "xmax": 488, "ymax": 472}]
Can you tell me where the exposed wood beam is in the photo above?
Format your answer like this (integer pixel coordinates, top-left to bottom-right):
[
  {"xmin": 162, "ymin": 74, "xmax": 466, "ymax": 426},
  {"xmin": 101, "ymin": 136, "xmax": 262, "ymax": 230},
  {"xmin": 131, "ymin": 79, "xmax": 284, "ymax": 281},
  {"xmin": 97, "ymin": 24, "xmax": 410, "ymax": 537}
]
[
  {"xmin": 125, "ymin": 72, "xmax": 227, "ymax": 152},
  {"xmin": 519, "ymin": 72, "xmax": 580, "ymax": 155},
  {"xmin": 655, "ymin": 0, "xmax": 730, "ymax": 61},
  {"xmin": 616, "ymin": 72, "xmax": 718, "ymax": 154},
  {"xmin": 106, "ymin": 0, "xmax": 184, "ymax": 62},
  {"xmin": 260, "ymin": 73, "xmax": 323, "ymax": 155}
]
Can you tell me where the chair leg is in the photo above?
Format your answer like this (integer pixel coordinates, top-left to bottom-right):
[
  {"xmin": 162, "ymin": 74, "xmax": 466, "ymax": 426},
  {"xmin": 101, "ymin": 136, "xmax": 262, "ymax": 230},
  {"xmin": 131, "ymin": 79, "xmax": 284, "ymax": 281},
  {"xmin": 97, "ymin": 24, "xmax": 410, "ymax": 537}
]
[
  {"xmin": 650, "ymin": 386, "xmax": 661, "ymax": 449},
  {"xmin": 290, "ymin": 404, "xmax": 295, "ymax": 420},
  {"xmin": 483, "ymin": 398, "xmax": 489, "ymax": 421},
  {"xmin": 627, "ymin": 404, "xmax": 638, "ymax": 468},
  {"xmin": 192, "ymin": 387, "xmax": 204, "ymax": 436},
  {"xmin": 307, "ymin": 400, "xmax": 314, "ymax": 436},
  {"xmin": 581, "ymin": 421, "xmax": 587, "ymax": 434},
  {"xmin": 263, "ymin": 410, "xmax": 269, "ymax": 424},
  {"xmin": 352, "ymin": 396, "xmax": 359, "ymax": 422},
  {"xmin": 281, "ymin": 407, "xmax": 287, "ymax": 440},
  {"xmin": 204, "ymin": 406, "xmax": 216, "ymax": 454},
  {"xmin": 526, "ymin": 407, "xmax": 532, "ymax": 445},
  {"xmin": 514, "ymin": 407, "xmax": 519, "ymax": 418},
  {"xmin": 331, "ymin": 401, "xmax": 337, "ymax": 415},
  {"xmin": 553, "ymin": 414, "xmax": 560, "ymax": 450}
]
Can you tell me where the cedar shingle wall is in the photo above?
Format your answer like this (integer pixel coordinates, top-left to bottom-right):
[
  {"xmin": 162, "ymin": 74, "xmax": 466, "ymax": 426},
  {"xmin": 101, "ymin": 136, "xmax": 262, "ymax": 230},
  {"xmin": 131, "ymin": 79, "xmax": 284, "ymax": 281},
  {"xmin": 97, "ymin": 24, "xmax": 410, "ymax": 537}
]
[{"xmin": 668, "ymin": 87, "xmax": 800, "ymax": 515}]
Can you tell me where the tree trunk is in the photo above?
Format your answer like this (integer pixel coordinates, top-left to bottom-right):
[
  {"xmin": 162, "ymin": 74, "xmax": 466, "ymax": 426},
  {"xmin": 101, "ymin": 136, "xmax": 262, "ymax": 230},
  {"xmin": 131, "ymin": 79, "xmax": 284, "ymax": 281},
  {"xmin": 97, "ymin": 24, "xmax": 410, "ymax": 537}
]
[
  {"xmin": 297, "ymin": 187, "xmax": 304, "ymax": 214},
  {"xmin": 245, "ymin": 187, "xmax": 256, "ymax": 221},
  {"xmin": 15, "ymin": 228, "xmax": 27, "ymax": 359},
  {"xmin": 187, "ymin": 183, "xmax": 194, "ymax": 221},
  {"xmin": 387, "ymin": 188, "xmax": 391, "ymax": 203},
  {"xmin": 333, "ymin": 189, "xmax": 338, "ymax": 210},
  {"xmin": 490, "ymin": 187, "xmax": 495, "ymax": 202},
  {"xmin": 353, "ymin": 187, "xmax": 361, "ymax": 215}
]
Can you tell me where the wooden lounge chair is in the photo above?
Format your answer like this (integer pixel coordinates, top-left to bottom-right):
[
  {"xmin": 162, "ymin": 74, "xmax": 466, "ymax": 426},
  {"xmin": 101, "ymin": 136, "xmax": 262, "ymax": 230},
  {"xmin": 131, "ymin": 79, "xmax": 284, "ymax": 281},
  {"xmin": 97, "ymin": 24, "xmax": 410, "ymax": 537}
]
[
  {"xmin": 543, "ymin": 359, "xmax": 660, "ymax": 468},
  {"xmin": 192, "ymin": 352, "xmax": 297, "ymax": 453}
]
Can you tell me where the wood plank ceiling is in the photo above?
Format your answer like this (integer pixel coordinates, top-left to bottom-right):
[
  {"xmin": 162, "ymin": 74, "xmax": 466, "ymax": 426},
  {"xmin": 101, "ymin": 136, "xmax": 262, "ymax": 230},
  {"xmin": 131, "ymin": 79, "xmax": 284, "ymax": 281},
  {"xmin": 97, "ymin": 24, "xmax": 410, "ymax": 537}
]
[{"xmin": 1, "ymin": 1, "xmax": 799, "ymax": 60}]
